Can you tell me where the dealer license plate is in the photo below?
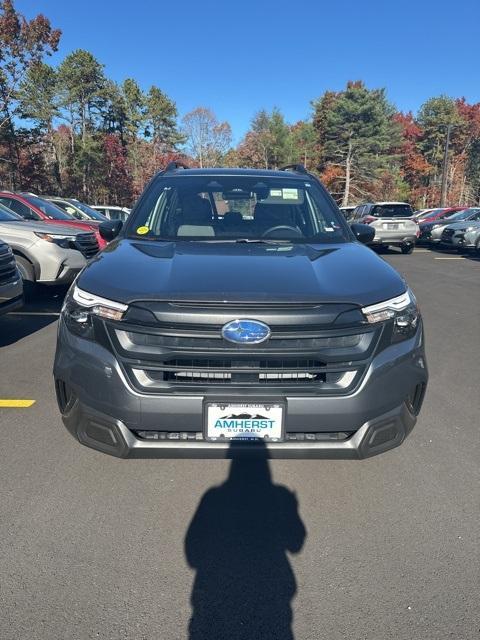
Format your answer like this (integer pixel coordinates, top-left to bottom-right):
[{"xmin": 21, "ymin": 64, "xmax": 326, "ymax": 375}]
[
  {"xmin": 205, "ymin": 402, "xmax": 285, "ymax": 442},
  {"xmin": 384, "ymin": 223, "xmax": 400, "ymax": 230}
]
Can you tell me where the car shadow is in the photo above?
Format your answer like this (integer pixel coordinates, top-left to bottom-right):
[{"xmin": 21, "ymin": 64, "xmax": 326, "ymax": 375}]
[
  {"xmin": 185, "ymin": 441, "xmax": 307, "ymax": 640},
  {"xmin": 465, "ymin": 251, "xmax": 480, "ymax": 261},
  {"xmin": 0, "ymin": 285, "xmax": 68, "ymax": 347}
]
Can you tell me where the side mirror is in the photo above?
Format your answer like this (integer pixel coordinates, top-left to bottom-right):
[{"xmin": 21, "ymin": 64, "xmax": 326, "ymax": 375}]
[
  {"xmin": 351, "ymin": 222, "xmax": 375, "ymax": 244},
  {"xmin": 99, "ymin": 219, "xmax": 123, "ymax": 242}
]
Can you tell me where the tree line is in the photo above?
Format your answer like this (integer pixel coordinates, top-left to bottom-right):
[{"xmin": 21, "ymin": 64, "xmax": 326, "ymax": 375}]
[{"xmin": 1, "ymin": 0, "xmax": 479, "ymax": 208}]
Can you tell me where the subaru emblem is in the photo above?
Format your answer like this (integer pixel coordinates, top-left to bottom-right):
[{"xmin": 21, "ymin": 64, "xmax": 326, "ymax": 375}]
[{"xmin": 221, "ymin": 319, "xmax": 271, "ymax": 344}]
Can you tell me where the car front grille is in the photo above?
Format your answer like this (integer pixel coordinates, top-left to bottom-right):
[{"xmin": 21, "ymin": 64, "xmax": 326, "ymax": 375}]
[
  {"xmin": 441, "ymin": 228, "xmax": 455, "ymax": 242},
  {"xmin": 104, "ymin": 301, "xmax": 380, "ymax": 395},
  {"xmin": 129, "ymin": 357, "xmax": 358, "ymax": 388},
  {"xmin": 0, "ymin": 243, "xmax": 18, "ymax": 285},
  {"xmin": 72, "ymin": 233, "xmax": 99, "ymax": 259}
]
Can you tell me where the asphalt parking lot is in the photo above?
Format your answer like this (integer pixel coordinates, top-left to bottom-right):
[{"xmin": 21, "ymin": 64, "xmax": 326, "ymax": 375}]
[{"xmin": 0, "ymin": 247, "xmax": 479, "ymax": 640}]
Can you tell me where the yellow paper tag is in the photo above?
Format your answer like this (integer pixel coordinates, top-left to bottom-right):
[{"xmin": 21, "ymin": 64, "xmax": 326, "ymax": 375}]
[{"xmin": 136, "ymin": 226, "xmax": 150, "ymax": 235}]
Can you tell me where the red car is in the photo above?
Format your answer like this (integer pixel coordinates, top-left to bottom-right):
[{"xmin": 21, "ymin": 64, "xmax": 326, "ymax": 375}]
[
  {"xmin": 0, "ymin": 192, "xmax": 107, "ymax": 249},
  {"xmin": 419, "ymin": 206, "xmax": 467, "ymax": 223}
]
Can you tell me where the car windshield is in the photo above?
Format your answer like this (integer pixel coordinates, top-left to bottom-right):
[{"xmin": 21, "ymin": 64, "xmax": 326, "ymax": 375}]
[
  {"xmin": 126, "ymin": 175, "xmax": 350, "ymax": 243},
  {"xmin": 21, "ymin": 195, "xmax": 74, "ymax": 220},
  {"xmin": 419, "ymin": 208, "xmax": 443, "ymax": 219},
  {"xmin": 446, "ymin": 208, "xmax": 480, "ymax": 221},
  {"xmin": 0, "ymin": 203, "xmax": 22, "ymax": 221},
  {"xmin": 70, "ymin": 200, "xmax": 108, "ymax": 221},
  {"xmin": 370, "ymin": 204, "xmax": 413, "ymax": 218}
]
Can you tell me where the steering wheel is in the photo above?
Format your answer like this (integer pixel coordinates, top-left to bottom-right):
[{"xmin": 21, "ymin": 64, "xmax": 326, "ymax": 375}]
[{"xmin": 261, "ymin": 225, "xmax": 303, "ymax": 238}]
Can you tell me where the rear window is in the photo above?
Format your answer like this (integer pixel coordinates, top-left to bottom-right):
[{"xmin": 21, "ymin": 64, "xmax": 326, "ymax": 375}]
[{"xmin": 371, "ymin": 204, "xmax": 413, "ymax": 218}]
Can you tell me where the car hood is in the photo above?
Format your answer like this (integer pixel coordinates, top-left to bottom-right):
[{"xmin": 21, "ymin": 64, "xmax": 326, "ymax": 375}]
[
  {"xmin": 42, "ymin": 219, "xmax": 98, "ymax": 232},
  {"xmin": 77, "ymin": 240, "xmax": 407, "ymax": 307},
  {"xmin": 0, "ymin": 220, "xmax": 94, "ymax": 235}
]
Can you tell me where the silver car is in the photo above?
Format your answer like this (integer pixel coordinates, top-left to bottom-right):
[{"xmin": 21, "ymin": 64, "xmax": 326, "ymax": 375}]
[
  {"xmin": 351, "ymin": 202, "xmax": 419, "ymax": 254},
  {"xmin": 430, "ymin": 207, "xmax": 480, "ymax": 244},
  {"xmin": 0, "ymin": 203, "xmax": 98, "ymax": 288},
  {"xmin": 440, "ymin": 220, "xmax": 480, "ymax": 251}
]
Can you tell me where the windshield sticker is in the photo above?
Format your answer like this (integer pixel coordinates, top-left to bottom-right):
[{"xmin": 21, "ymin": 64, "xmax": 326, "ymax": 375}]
[
  {"xmin": 136, "ymin": 226, "xmax": 150, "ymax": 235},
  {"xmin": 270, "ymin": 189, "xmax": 282, "ymax": 197},
  {"xmin": 282, "ymin": 188, "xmax": 298, "ymax": 200}
]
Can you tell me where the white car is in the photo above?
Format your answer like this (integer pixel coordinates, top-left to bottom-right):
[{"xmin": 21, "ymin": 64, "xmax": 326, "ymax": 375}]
[
  {"xmin": 351, "ymin": 202, "xmax": 419, "ymax": 254},
  {"xmin": 90, "ymin": 205, "xmax": 130, "ymax": 223}
]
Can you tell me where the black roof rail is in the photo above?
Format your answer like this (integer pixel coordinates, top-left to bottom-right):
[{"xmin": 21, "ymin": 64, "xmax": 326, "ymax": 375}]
[
  {"xmin": 280, "ymin": 164, "xmax": 308, "ymax": 174},
  {"xmin": 164, "ymin": 161, "xmax": 190, "ymax": 172}
]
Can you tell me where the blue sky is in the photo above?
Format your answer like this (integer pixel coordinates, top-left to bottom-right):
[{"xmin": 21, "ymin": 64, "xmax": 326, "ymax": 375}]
[{"xmin": 17, "ymin": 0, "xmax": 480, "ymax": 141}]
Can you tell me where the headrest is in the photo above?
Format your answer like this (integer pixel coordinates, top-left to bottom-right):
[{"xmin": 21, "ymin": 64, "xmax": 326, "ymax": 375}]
[{"xmin": 181, "ymin": 195, "xmax": 213, "ymax": 224}]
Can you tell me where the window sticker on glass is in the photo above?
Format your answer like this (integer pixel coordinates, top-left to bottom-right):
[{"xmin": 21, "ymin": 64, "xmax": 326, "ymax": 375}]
[
  {"xmin": 269, "ymin": 189, "xmax": 282, "ymax": 197},
  {"xmin": 282, "ymin": 188, "xmax": 298, "ymax": 200}
]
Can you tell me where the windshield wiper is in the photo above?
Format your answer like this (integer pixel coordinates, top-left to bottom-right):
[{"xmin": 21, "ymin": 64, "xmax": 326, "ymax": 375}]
[{"xmin": 170, "ymin": 237, "xmax": 293, "ymax": 244}]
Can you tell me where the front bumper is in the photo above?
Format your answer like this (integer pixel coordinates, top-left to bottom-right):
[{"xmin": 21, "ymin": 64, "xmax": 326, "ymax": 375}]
[
  {"xmin": 34, "ymin": 242, "xmax": 87, "ymax": 284},
  {"xmin": 59, "ymin": 397, "xmax": 418, "ymax": 459},
  {"xmin": 370, "ymin": 234, "xmax": 417, "ymax": 246},
  {"xmin": 54, "ymin": 320, "xmax": 428, "ymax": 459}
]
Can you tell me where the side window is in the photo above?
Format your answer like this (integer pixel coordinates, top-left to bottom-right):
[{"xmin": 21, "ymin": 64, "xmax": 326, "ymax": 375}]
[
  {"xmin": 65, "ymin": 206, "xmax": 82, "ymax": 219},
  {"xmin": 6, "ymin": 198, "xmax": 39, "ymax": 220},
  {"xmin": 355, "ymin": 206, "xmax": 364, "ymax": 220}
]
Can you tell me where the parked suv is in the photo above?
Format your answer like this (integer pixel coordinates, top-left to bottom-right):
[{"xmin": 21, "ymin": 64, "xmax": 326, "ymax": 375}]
[
  {"xmin": 0, "ymin": 202, "xmax": 98, "ymax": 288},
  {"xmin": 0, "ymin": 192, "xmax": 107, "ymax": 249},
  {"xmin": 351, "ymin": 202, "xmax": 418, "ymax": 253},
  {"xmin": 0, "ymin": 238, "xmax": 23, "ymax": 315},
  {"xmin": 54, "ymin": 164, "xmax": 428, "ymax": 459}
]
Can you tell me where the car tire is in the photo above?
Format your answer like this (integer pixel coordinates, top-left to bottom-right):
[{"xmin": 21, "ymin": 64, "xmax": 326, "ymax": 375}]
[
  {"xmin": 476, "ymin": 238, "xmax": 480, "ymax": 253},
  {"xmin": 401, "ymin": 243, "xmax": 414, "ymax": 255},
  {"xmin": 14, "ymin": 255, "xmax": 35, "ymax": 297}
]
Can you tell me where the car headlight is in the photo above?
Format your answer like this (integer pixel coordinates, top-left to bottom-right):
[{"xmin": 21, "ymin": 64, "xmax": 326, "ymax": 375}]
[
  {"xmin": 34, "ymin": 232, "xmax": 77, "ymax": 248},
  {"xmin": 62, "ymin": 284, "xmax": 128, "ymax": 338},
  {"xmin": 362, "ymin": 289, "xmax": 420, "ymax": 342}
]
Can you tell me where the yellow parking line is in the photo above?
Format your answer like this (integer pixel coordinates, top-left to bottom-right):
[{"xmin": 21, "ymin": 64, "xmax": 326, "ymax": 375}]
[{"xmin": 0, "ymin": 399, "xmax": 36, "ymax": 408}]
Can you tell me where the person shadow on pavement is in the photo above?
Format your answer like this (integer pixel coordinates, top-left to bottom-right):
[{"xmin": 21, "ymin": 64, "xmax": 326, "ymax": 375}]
[{"xmin": 185, "ymin": 441, "xmax": 307, "ymax": 640}]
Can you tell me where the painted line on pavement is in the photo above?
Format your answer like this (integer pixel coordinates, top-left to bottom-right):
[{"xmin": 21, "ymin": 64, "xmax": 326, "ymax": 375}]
[
  {"xmin": 0, "ymin": 399, "xmax": 36, "ymax": 408},
  {"xmin": 434, "ymin": 257, "xmax": 465, "ymax": 260}
]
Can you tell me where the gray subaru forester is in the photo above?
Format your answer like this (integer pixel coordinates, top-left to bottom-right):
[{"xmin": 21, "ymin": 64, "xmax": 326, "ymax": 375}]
[{"xmin": 54, "ymin": 164, "xmax": 428, "ymax": 459}]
